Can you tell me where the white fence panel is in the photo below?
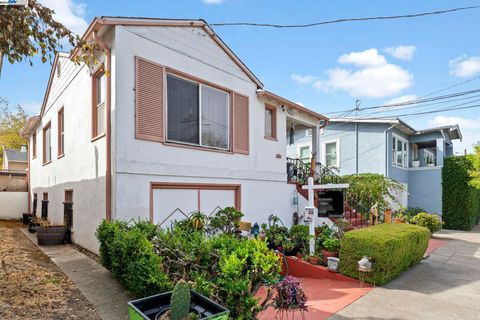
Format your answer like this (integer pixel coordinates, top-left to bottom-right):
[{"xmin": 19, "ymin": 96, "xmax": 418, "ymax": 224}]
[{"xmin": 0, "ymin": 192, "xmax": 28, "ymax": 219}]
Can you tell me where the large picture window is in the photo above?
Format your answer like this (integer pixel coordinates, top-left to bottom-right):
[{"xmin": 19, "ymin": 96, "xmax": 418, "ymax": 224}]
[
  {"xmin": 167, "ymin": 74, "xmax": 229, "ymax": 150},
  {"xmin": 392, "ymin": 135, "xmax": 408, "ymax": 168}
]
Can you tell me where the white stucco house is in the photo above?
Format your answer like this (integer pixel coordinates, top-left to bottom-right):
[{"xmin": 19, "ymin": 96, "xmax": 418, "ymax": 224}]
[{"xmin": 21, "ymin": 17, "xmax": 328, "ymax": 253}]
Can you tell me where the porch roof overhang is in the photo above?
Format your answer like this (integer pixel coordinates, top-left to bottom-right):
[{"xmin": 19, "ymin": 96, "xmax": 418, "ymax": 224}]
[
  {"xmin": 329, "ymin": 117, "xmax": 416, "ymax": 135},
  {"xmin": 20, "ymin": 116, "xmax": 40, "ymax": 137},
  {"xmin": 414, "ymin": 124, "xmax": 462, "ymax": 141},
  {"xmin": 256, "ymin": 90, "xmax": 329, "ymax": 122}
]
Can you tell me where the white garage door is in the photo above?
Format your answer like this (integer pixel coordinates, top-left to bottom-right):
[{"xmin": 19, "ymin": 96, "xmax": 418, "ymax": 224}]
[{"xmin": 152, "ymin": 185, "xmax": 237, "ymax": 227}]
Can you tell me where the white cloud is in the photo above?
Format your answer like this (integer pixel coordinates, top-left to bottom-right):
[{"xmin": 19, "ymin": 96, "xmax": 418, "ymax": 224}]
[
  {"xmin": 291, "ymin": 74, "xmax": 317, "ymax": 84},
  {"xmin": 314, "ymin": 63, "xmax": 413, "ymax": 98},
  {"xmin": 449, "ymin": 55, "xmax": 480, "ymax": 78},
  {"xmin": 427, "ymin": 115, "xmax": 480, "ymax": 153},
  {"xmin": 338, "ymin": 48, "xmax": 387, "ymax": 67},
  {"xmin": 386, "ymin": 95, "xmax": 417, "ymax": 105},
  {"xmin": 17, "ymin": 101, "xmax": 42, "ymax": 115},
  {"xmin": 384, "ymin": 45, "xmax": 416, "ymax": 61},
  {"xmin": 202, "ymin": 0, "xmax": 225, "ymax": 4},
  {"xmin": 39, "ymin": 0, "xmax": 88, "ymax": 35}
]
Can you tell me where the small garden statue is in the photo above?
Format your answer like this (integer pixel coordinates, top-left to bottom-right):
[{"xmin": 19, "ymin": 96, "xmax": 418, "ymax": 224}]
[{"xmin": 250, "ymin": 222, "xmax": 260, "ymax": 237}]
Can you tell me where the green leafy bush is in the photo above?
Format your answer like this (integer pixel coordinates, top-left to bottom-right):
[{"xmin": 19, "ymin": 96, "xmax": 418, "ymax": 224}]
[
  {"xmin": 341, "ymin": 173, "xmax": 404, "ymax": 216},
  {"xmin": 289, "ymin": 225, "xmax": 309, "ymax": 253},
  {"xmin": 442, "ymin": 156, "xmax": 480, "ymax": 230},
  {"xmin": 410, "ymin": 212, "xmax": 443, "ymax": 233},
  {"xmin": 207, "ymin": 207, "xmax": 244, "ymax": 235},
  {"xmin": 96, "ymin": 220, "xmax": 172, "ymax": 297},
  {"xmin": 322, "ymin": 237, "xmax": 340, "ymax": 252},
  {"xmin": 339, "ymin": 224, "xmax": 430, "ymax": 285},
  {"xmin": 97, "ymin": 218, "xmax": 282, "ymax": 319}
]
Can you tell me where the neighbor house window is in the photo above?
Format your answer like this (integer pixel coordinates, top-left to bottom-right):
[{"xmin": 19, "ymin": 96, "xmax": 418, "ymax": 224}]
[
  {"xmin": 323, "ymin": 140, "xmax": 339, "ymax": 168},
  {"xmin": 300, "ymin": 146, "xmax": 310, "ymax": 162},
  {"xmin": 32, "ymin": 132, "xmax": 37, "ymax": 158},
  {"xmin": 166, "ymin": 74, "xmax": 229, "ymax": 149},
  {"xmin": 305, "ymin": 129, "xmax": 312, "ymax": 137},
  {"xmin": 264, "ymin": 104, "xmax": 277, "ymax": 140},
  {"xmin": 92, "ymin": 69, "xmax": 106, "ymax": 138},
  {"xmin": 43, "ymin": 122, "xmax": 51, "ymax": 164},
  {"xmin": 424, "ymin": 150, "xmax": 435, "ymax": 166},
  {"xmin": 392, "ymin": 135, "xmax": 408, "ymax": 168},
  {"xmin": 58, "ymin": 108, "xmax": 64, "ymax": 157}
]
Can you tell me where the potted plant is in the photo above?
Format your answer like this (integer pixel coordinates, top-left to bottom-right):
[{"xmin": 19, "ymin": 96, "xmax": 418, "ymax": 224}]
[
  {"xmin": 321, "ymin": 237, "xmax": 340, "ymax": 262},
  {"xmin": 36, "ymin": 219, "xmax": 67, "ymax": 246},
  {"xmin": 128, "ymin": 280, "xmax": 229, "ymax": 320},
  {"xmin": 273, "ymin": 276, "xmax": 308, "ymax": 318}
]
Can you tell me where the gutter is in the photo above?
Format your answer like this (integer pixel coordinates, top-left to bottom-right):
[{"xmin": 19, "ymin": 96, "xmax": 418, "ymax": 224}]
[{"xmin": 92, "ymin": 31, "xmax": 112, "ymax": 221}]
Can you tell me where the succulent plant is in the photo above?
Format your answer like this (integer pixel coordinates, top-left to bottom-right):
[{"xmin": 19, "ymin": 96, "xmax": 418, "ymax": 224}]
[{"xmin": 171, "ymin": 280, "xmax": 191, "ymax": 320}]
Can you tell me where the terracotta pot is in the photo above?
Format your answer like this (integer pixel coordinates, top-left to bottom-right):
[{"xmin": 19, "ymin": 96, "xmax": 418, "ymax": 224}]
[
  {"xmin": 322, "ymin": 249, "xmax": 339, "ymax": 263},
  {"xmin": 395, "ymin": 218, "xmax": 405, "ymax": 223},
  {"xmin": 296, "ymin": 252, "xmax": 302, "ymax": 260},
  {"xmin": 309, "ymin": 257, "xmax": 320, "ymax": 265}
]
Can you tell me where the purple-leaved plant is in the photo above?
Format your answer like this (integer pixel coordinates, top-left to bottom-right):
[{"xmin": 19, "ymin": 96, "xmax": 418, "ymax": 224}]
[{"xmin": 274, "ymin": 275, "xmax": 308, "ymax": 317}]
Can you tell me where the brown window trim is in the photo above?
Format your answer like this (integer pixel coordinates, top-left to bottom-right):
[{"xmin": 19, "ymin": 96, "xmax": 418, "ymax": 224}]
[
  {"xmin": 43, "ymin": 192, "xmax": 48, "ymax": 201},
  {"xmin": 264, "ymin": 103, "xmax": 277, "ymax": 140},
  {"xmin": 91, "ymin": 65, "xmax": 105, "ymax": 140},
  {"xmin": 42, "ymin": 121, "xmax": 52, "ymax": 165},
  {"xmin": 58, "ymin": 107, "xmax": 64, "ymax": 158},
  {"xmin": 149, "ymin": 182, "xmax": 241, "ymax": 223},
  {"xmin": 32, "ymin": 132, "xmax": 37, "ymax": 159},
  {"xmin": 64, "ymin": 189, "xmax": 73, "ymax": 203},
  {"xmin": 91, "ymin": 133, "xmax": 106, "ymax": 142},
  {"xmin": 163, "ymin": 141, "xmax": 234, "ymax": 154}
]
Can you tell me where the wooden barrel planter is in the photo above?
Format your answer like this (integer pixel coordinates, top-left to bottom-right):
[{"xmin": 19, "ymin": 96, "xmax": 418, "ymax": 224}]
[{"xmin": 37, "ymin": 226, "xmax": 67, "ymax": 245}]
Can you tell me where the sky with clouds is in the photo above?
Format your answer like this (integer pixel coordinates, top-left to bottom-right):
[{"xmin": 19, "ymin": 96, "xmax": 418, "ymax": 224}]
[{"xmin": 1, "ymin": 0, "xmax": 480, "ymax": 152}]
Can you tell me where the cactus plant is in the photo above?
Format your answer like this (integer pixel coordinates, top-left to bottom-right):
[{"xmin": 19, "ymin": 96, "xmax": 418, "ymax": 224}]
[{"xmin": 170, "ymin": 280, "xmax": 191, "ymax": 320}]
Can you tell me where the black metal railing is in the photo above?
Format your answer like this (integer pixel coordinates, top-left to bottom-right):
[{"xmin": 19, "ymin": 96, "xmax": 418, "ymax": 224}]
[{"xmin": 0, "ymin": 169, "xmax": 27, "ymax": 176}]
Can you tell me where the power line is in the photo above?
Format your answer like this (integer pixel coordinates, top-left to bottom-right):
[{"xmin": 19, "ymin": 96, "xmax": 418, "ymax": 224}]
[
  {"xmin": 371, "ymin": 102, "xmax": 480, "ymax": 119},
  {"xmin": 210, "ymin": 5, "xmax": 480, "ymax": 28},
  {"xmin": 325, "ymin": 88, "xmax": 480, "ymax": 115}
]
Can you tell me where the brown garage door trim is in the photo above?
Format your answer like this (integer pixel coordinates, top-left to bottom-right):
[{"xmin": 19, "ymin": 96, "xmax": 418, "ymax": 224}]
[{"xmin": 149, "ymin": 182, "xmax": 241, "ymax": 223}]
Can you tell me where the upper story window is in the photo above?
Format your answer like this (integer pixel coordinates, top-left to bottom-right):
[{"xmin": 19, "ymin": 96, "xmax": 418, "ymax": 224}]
[
  {"xmin": 43, "ymin": 122, "xmax": 51, "ymax": 164},
  {"xmin": 392, "ymin": 135, "xmax": 408, "ymax": 168},
  {"xmin": 58, "ymin": 108, "xmax": 64, "ymax": 157},
  {"xmin": 93, "ymin": 69, "xmax": 106, "ymax": 138},
  {"xmin": 32, "ymin": 132, "xmax": 37, "ymax": 158},
  {"xmin": 264, "ymin": 104, "xmax": 277, "ymax": 140},
  {"xmin": 323, "ymin": 140, "xmax": 339, "ymax": 168},
  {"xmin": 166, "ymin": 74, "xmax": 229, "ymax": 150}
]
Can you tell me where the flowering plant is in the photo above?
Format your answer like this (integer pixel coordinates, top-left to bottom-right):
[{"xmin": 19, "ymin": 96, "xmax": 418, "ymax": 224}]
[{"xmin": 274, "ymin": 275, "xmax": 308, "ymax": 318}]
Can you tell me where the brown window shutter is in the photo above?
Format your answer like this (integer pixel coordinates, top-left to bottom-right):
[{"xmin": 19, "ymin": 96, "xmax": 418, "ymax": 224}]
[
  {"xmin": 232, "ymin": 93, "xmax": 249, "ymax": 154},
  {"xmin": 135, "ymin": 57, "xmax": 165, "ymax": 142}
]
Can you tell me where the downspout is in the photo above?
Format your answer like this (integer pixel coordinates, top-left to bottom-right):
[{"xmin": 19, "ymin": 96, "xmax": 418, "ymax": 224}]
[
  {"xmin": 93, "ymin": 31, "xmax": 112, "ymax": 221},
  {"xmin": 384, "ymin": 124, "xmax": 398, "ymax": 177}
]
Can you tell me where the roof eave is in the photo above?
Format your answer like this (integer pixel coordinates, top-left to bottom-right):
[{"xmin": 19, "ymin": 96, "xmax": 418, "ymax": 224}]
[
  {"xmin": 20, "ymin": 116, "xmax": 40, "ymax": 137},
  {"xmin": 257, "ymin": 90, "xmax": 328, "ymax": 121}
]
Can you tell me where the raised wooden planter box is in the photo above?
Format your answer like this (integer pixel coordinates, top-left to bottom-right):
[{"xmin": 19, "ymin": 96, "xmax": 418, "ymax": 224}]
[{"xmin": 37, "ymin": 226, "xmax": 67, "ymax": 245}]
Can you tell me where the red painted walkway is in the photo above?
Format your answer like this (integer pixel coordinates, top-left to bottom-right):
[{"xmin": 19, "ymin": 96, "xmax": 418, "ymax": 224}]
[{"xmin": 257, "ymin": 237, "xmax": 448, "ymax": 320}]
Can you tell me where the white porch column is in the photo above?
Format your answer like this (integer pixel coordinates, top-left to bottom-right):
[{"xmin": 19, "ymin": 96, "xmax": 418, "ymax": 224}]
[
  {"xmin": 436, "ymin": 138, "xmax": 444, "ymax": 167},
  {"xmin": 312, "ymin": 125, "xmax": 320, "ymax": 164}
]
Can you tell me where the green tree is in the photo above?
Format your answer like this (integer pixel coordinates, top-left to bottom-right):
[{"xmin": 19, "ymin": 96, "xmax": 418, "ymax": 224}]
[
  {"xmin": 0, "ymin": 98, "xmax": 28, "ymax": 166},
  {"xmin": 0, "ymin": 0, "xmax": 78, "ymax": 73}
]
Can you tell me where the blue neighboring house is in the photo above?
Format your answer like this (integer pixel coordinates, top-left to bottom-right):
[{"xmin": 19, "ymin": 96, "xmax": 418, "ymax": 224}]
[{"xmin": 286, "ymin": 117, "xmax": 462, "ymax": 214}]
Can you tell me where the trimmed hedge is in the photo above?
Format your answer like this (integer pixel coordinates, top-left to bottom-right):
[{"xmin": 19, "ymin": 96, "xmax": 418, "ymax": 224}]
[
  {"xmin": 339, "ymin": 224, "xmax": 430, "ymax": 285},
  {"xmin": 442, "ymin": 156, "xmax": 480, "ymax": 230}
]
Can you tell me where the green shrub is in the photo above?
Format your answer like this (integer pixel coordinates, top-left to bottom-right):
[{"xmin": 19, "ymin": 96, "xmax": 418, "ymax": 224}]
[
  {"xmin": 289, "ymin": 225, "xmax": 309, "ymax": 252},
  {"xmin": 442, "ymin": 156, "xmax": 480, "ymax": 230},
  {"xmin": 323, "ymin": 237, "xmax": 340, "ymax": 252},
  {"xmin": 339, "ymin": 224, "xmax": 430, "ymax": 285},
  {"xmin": 95, "ymin": 220, "xmax": 171, "ymax": 297},
  {"xmin": 410, "ymin": 212, "xmax": 443, "ymax": 233}
]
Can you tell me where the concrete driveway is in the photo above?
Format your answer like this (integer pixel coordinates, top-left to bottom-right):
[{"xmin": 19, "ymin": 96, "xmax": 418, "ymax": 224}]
[{"xmin": 330, "ymin": 225, "xmax": 480, "ymax": 320}]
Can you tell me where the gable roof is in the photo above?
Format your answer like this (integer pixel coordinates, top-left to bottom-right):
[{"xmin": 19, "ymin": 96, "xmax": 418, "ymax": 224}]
[
  {"xmin": 4, "ymin": 148, "xmax": 27, "ymax": 163},
  {"xmin": 39, "ymin": 53, "xmax": 69, "ymax": 117},
  {"xmin": 73, "ymin": 16, "xmax": 264, "ymax": 89},
  {"xmin": 328, "ymin": 117, "xmax": 462, "ymax": 140}
]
